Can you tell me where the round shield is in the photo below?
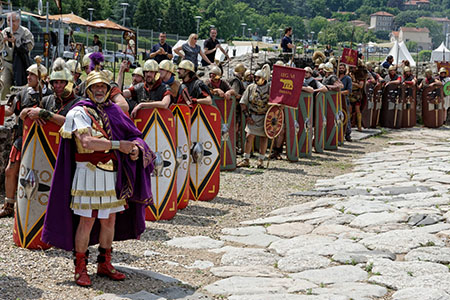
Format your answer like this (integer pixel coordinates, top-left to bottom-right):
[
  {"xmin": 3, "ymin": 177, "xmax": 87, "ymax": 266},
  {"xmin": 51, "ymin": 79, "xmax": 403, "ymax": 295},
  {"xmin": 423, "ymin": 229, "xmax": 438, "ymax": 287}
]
[
  {"xmin": 264, "ymin": 105, "xmax": 284, "ymax": 139},
  {"xmin": 444, "ymin": 81, "xmax": 450, "ymax": 96}
]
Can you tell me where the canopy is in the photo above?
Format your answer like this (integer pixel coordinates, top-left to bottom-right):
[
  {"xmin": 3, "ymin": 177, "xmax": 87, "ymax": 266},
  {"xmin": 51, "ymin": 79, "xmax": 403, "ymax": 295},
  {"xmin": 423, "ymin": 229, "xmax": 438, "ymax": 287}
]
[
  {"xmin": 388, "ymin": 41, "xmax": 416, "ymax": 67},
  {"xmin": 91, "ymin": 19, "xmax": 133, "ymax": 32},
  {"xmin": 48, "ymin": 13, "xmax": 93, "ymax": 27},
  {"xmin": 430, "ymin": 42, "xmax": 450, "ymax": 62}
]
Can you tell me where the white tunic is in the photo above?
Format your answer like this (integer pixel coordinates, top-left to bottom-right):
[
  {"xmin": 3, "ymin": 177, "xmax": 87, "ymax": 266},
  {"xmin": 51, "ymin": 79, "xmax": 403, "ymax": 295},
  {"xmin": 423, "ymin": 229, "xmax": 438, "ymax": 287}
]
[{"xmin": 61, "ymin": 106, "xmax": 126, "ymax": 219}]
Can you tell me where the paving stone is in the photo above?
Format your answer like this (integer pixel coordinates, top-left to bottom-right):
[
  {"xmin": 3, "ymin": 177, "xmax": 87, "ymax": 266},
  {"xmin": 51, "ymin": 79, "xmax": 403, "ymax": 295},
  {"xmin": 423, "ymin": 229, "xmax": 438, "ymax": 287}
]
[
  {"xmin": 185, "ymin": 260, "xmax": 214, "ymax": 270},
  {"xmin": 380, "ymin": 186, "xmax": 431, "ymax": 195},
  {"xmin": 221, "ymin": 226, "xmax": 266, "ymax": 236},
  {"xmin": 359, "ymin": 230, "xmax": 444, "ymax": 253},
  {"xmin": 290, "ymin": 265, "xmax": 368, "ymax": 285},
  {"xmin": 93, "ymin": 291, "xmax": 166, "ymax": 300},
  {"xmin": 405, "ymin": 246, "xmax": 450, "ymax": 264},
  {"xmin": 311, "ymin": 224, "xmax": 362, "ymax": 237},
  {"xmin": 220, "ymin": 247, "xmax": 279, "ymax": 267},
  {"xmin": 228, "ymin": 295, "xmax": 348, "ymax": 300},
  {"xmin": 332, "ymin": 250, "xmax": 395, "ymax": 264},
  {"xmin": 242, "ymin": 208, "xmax": 341, "ymax": 225},
  {"xmin": 290, "ymin": 191, "xmax": 328, "ymax": 197},
  {"xmin": 277, "ymin": 251, "xmax": 331, "ymax": 273},
  {"xmin": 220, "ymin": 232, "xmax": 281, "ymax": 247},
  {"xmin": 412, "ymin": 223, "xmax": 450, "ymax": 234},
  {"xmin": 202, "ymin": 276, "xmax": 294, "ymax": 295},
  {"xmin": 407, "ymin": 273, "xmax": 450, "ymax": 293},
  {"xmin": 286, "ymin": 279, "xmax": 319, "ymax": 293},
  {"xmin": 210, "ymin": 265, "xmax": 283, "ymax": 278},
  {"xmin": 392, "ymin": 287, "xmax": 450, "ymax": 300},
  {"xmin": 269, "ymin": 235, "xmax": 336, "ymax": 256},
  {"xmin": 334, "ymin": 200, "xmax": 395, "ymax": 215},
  {"xmin": 408, "ymin": 214, "xmax": 443, "ymax": 226},
  {"xmin": 165, "ymin": 236, "xmax": 224, "ymax": 249},
  {"xmin": 312, "ymin": 282, "xmax": 388, "ymax": 300},
  {"xmin": 349, "ymin": 212, "xmax": 408, "ymax": 228},
  {"xmin": 266, "ymin": 222, "xmax": 315, "ymax": 238},
  {"xmin": 368, "ymin": 259, "xmax": 449, "ymax": 290},
  {"xmin": 114, "ymin": 264, "xmax": 179, "ymax": 284}
]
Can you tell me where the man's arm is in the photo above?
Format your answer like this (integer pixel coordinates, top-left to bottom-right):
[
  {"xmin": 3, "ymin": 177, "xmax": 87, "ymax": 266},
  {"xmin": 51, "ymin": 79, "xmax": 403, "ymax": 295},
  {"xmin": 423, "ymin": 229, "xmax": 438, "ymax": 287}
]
[{"xmin": 112, "ymin": 93, "xmax": 129, "ymax": 113}]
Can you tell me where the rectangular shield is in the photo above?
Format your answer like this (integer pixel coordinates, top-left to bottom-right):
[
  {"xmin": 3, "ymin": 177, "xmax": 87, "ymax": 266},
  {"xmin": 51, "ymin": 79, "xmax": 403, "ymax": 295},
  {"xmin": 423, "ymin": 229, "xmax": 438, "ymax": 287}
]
[
  {"xmin": 381, "ymin": 82, "xmax": 402, "ymax": 129},
  {"xmin": 401, "ymin": 83, "xmax": 417, "ymax": 128},
  {"xmin": 324, "ymin": 91, "xmax": 340, "ymax": 150},
  {"xmin": 422, "ymin": 85, "xmax": 445, "ymax": 128},
  {"xmin": 297, "ymin": 92, "xmax": 313, "ymax": 158},
  {"xmin": 314, "ymin": 92, "xmax": 326, "ymax": 153}
]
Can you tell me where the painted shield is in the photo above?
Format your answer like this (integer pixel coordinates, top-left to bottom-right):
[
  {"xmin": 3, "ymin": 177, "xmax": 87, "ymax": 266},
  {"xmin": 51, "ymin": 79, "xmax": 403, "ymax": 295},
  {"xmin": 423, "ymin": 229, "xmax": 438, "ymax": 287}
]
[
  {"xmin": 13, "ymin": 118, "xmax": 60, "ymax": 249},
  {"xmin": 264, "ymin": 105, "xmax": 284, "ymax": 139},
  {"xmin": 337, "ymin": 92, "xmax": 345, "ymax": 146},
  {"xmin": 297, "ymin": 92, "xmax": 313, "ymax": 158},
  {"xmin": 314, "ymin": 92, "xmax": 326, "ymax": 154},
  {"xmin": 324, "ymin": 91, "xmax": 340, "ymax": 150},
  {"xmin": 238, "ymin": 108, "xmax": 246, "ymax": 155},
  {"xmin": 170, "ymin": 104, "xmax": 191, "ymax": 210},
  {"xmin": 422, "ymin": 85, "xmax": 445, "ymax": 128},
  {"xmin": 189, "ymin": 104, "xmax": 221, "ymax": 201},
  {"xmin": 380, "ymin": 82, "xmax": 402, "ymax": 129},
  {"xmin": 134, "ymin": 108, "xmax": 177, "ymax": 221},
  {"xmin": 401, "ymin": 83, "xmax": 417, "ymax": 128},
  {"xmin": 212, "ymin": 96, "xmax": 236, "ymax": 171},
  {"xmin": 284, "ymin": 106, "xmax": 299, "ymax": 162},
  {"xmin": 362, "ymin": 82, "xmax": 383, "ymax": 128}
]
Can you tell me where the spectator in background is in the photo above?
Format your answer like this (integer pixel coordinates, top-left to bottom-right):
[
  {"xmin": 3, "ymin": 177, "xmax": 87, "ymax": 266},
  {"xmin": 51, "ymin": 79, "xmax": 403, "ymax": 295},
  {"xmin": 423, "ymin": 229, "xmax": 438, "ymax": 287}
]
[
  {"xmin": 150, "ymin": 32, "xmax": 173, "ymax": 63},
  {"xmin": 324, "ymin": 44, "xmax": 333, "ymax": 57},
  {"xmin": 1, "ymin": 12, "xmax": 34, "ymax": 100},
  {"xmin": 201, "ymin": 27, "xmax": 230, "ymax": 66},
  {"xmin": 92, "ymin": 34, "xmax": 102, "ymax": 52},
  {"xmin": 281, "ymin": 27, "xmax": 294, "ymax": 53},
  {"xmin": 173, "ymin": 33, "xmax": 213, "ymax": 70},
  {"xmin": 382, "ymin": 55, "xmax": 394, "ymax": 69}
]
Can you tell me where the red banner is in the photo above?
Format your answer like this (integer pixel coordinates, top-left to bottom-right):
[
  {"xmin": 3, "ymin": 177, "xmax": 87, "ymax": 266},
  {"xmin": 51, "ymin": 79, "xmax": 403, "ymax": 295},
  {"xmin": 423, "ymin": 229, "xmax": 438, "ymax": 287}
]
[
  {"xmin": 269, "ymin": 65, "xmax": 305, "ymax": 108},
  {"xmin": 341, "ymin": 48, "xmax": 358, "ymax": 67}
]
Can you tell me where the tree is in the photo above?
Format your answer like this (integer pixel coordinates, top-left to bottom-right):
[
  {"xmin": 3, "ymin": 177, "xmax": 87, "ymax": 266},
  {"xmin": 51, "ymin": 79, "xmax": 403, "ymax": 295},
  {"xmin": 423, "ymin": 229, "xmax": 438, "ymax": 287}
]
[
  {"xmin": 415, "ymin": 18, "xmax": 443, "ymax": 48},
  {"xmin": 134, "ymin": 0, "xmax": 162, "ymax": 30},
  {"xmin": 309, "ymin": 16, "xmax": 329, "ymax": 37},
  {"xmin": 406, "ymin": 41, "xmax": 418, "ymax": 52}
]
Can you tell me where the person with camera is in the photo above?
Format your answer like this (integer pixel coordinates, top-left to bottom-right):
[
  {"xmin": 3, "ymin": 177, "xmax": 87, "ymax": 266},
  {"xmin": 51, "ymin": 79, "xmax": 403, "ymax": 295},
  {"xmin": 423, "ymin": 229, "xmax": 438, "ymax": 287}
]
[{"xmin": 1, "ymin": 12, "xmax": 34, "ymax": 100}]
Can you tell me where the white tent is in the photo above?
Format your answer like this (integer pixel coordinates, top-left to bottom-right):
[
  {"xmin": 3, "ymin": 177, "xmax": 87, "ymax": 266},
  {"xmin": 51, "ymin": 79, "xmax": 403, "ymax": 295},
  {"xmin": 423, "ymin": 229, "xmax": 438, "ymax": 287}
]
[
  {"xmin": 430, "ymin": 42, "xmax": 450, "ymax": 62},
  {"xmin": 388, "ymin": 41, "xmax": 416, "ymax": 67}
]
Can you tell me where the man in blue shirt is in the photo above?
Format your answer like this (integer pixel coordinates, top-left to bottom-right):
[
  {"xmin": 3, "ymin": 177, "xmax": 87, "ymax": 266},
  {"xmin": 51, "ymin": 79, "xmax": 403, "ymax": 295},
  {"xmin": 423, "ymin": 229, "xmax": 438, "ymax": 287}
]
[
  {"xmin": 382, "ymin": 55, "xmax": 394, "ymax": 69},
  {"xmin": 150, "ymin": 32, "xmax": 173, "ymax": 63},
  {"xmin": 281, "ymin": 27, "xmax": 294, "ymax": 53}
]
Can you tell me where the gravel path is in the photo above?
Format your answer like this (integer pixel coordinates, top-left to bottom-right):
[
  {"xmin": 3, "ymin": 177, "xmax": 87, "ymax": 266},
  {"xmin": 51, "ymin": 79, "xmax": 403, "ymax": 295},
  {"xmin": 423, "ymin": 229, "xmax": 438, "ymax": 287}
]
[{"xmin": 0, "ymin": 130, "xmax": 390, "ymax": 300}]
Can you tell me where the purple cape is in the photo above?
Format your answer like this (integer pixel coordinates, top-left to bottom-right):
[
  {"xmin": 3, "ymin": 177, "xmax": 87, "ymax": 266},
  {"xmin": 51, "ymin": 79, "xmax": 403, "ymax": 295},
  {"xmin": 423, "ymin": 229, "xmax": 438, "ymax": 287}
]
[{"xmin": 42, "ymin": 99, "xmax": 154, "ymax": 251}]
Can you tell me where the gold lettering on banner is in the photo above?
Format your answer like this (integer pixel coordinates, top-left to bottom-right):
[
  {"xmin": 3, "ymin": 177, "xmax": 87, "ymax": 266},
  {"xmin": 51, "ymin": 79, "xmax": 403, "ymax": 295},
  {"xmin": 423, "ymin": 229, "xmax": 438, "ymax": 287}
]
[
  {"xmin": 210, "ymin": 113, "xmax": 217, "ymax": 122},
  {"xmin": 49, "ymin": 132, "xmax": 60, "ymax": 144},
  {"xmin": 168, "ymin": 118, "xmax": 173, "ymax": 127},
  {"xmin": 169, "ymin": 201, "xmax": 176, "ymax": 211},
  {"xmin": 280, "ymin": 79, "xmax": 294, "ymax": 90},
  {"xmin": 208, "ymin": 185, "xmax": 215, "ymax": 194}
]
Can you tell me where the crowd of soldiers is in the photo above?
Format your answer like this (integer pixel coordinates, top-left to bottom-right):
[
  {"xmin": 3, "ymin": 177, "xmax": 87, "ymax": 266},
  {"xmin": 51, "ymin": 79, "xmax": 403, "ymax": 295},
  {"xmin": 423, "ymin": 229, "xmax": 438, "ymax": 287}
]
[{"xmin": 0, "ymin": 13, "xmax": 449, "ymax": 287}]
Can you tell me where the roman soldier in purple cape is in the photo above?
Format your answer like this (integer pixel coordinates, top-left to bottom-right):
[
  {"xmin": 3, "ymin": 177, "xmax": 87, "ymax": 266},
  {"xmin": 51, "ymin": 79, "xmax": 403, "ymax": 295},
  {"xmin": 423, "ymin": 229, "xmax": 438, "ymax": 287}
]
[{"xmin": 42, "ymin": 67, "xmax": 154, "ymax": 287}]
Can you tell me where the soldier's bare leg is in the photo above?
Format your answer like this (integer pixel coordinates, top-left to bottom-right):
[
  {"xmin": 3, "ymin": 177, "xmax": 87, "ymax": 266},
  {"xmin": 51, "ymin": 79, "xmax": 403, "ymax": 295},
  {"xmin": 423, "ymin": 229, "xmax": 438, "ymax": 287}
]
[
  {"xmin": 356, "ymin": 104, "xmax": 362, "ymax": 131},
  {"xmin": 237, "ymin": 134, "xmax": 255, "ymax": 167},
  {"xmin": 75, "ymin": 217, "xmax": 96, "ymax": 253},
  {"xmin": 257, "ymin": 137, "xmax": 269, "ymax": 168},
  {"xmin": 99, "ymin": 213, "xmax": 116, "ymax": 249},
  {"xmin": 0, "ymin": 160, "xmax": 20, "ymax": 217}
]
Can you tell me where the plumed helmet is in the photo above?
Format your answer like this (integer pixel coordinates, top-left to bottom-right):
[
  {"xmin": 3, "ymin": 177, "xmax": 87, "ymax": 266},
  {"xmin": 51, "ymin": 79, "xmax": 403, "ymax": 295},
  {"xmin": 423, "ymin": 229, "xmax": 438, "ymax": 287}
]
[
  {"xmin": 210, "ymin": 66, "xmax": 222, "ymax": 77},
  {"xmin": 254, "ymin": 64, "xmax": 271, "ymax": 81},
  {"xmin": 304, "ymin": 66, "xmax": 313, "ymax": 74},
  {"xmin": 66, "ymin": 59, "xmax": 82, "ymax": 74},
  {"xmin": 323, "ymin": 62, "xmax": 334, "ymax": 73},
  {"xmin": 425, "ymin": 68, "xmax": 433, "ymax": 76},
  {"xmin": 178, "ymin": 60, "xmax": 195, "ymax": 73},
  {"xmin": 26, "ymin": 63, "xmax": 47, "ymax": 79},
  {"xmin": 86, "ymin": 70, "xmax": 111, "ymax": 91},
  {"xmin": 388, "ymin": 65, "xmax": 396, "ymax": 71},
  {"xmin": 49, "ymin": 58, "xmax": 73, "ymax": 82},
  {"xmin": 143, "ymin": 59, "xmax": 159, "ymax": 72},
  {"xmin": 132, "ymin": 67, "xmax": 144, "ymax": 77},
  {"xmin": 274, "ymin": 60, "xmax": 285, "ymax": 66},
  {"xmin": 318, "ymin": 63, "xmax": 325, "ymax": 70},
  {"xmin": 82, "ymin": 53, "xmax": 92, "ymax": 68},
  {"xmin": 234, "ymin": 63, "xmax": 246, "ymax": 74},
  {"xmin": 313, "ymin": 51, "xmax": 326, "ymax": 65},
  {"xmin": 403, "ymin": 66, "xmax": 411, "ymax": 73},
  {"xmin": 159, "ymin": 60, "xmax": 175, "ymax": 74},
  {"xmin": 102, "ymin": 69, "xmax": 113, "ymax": 81},
  {"xmin": 439, "ymin": 67, "xmax": 447, "ymax": 74}
]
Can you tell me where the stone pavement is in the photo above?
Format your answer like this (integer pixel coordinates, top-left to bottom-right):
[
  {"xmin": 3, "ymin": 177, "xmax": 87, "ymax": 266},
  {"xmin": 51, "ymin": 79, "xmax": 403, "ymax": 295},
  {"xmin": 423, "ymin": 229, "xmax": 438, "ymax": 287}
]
[{"xmin": 163, "ymin": 127, "xmax": 450, "ymax": 300}]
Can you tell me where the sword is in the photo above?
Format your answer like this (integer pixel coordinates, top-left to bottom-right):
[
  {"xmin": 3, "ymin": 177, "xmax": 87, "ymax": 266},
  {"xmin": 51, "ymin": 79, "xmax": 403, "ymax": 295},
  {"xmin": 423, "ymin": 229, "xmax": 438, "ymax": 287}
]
[{"xmin": 34, "ymin": 56, "xmax": 43, "ymax": 103}]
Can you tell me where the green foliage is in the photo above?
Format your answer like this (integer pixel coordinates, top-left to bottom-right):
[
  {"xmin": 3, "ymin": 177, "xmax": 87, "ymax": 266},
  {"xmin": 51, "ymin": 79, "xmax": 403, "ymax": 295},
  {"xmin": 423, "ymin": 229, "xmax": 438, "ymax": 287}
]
[
  {"xmin": 406, "ymin": 40, "xmax": 418, "ymax": 52},
  {"xmin": 373, "ymin": 30, "xmax": 390, "ymax": 41},
  {"xmin": 418, "ymin": 50, "xmax": 431, "ymax": 61}
]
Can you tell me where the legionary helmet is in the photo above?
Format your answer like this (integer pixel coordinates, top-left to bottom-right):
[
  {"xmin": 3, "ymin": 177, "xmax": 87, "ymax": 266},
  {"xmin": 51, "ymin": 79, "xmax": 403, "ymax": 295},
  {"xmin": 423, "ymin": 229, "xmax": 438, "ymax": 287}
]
[
  {"xmin": 304, "ymin": 67, "xmax": 313, "ymax": 74},
  {"xmin": 85, "ymin": 70, "xmax": 111, "ymax": 103},
  {"xmin": 323, "ymin": 62, "xmax": 334, "ymax": 73},
  {"xmin": 178, "ymin": 60, "xmax": 195, "ymax": 73},
  {"xmin": 234, "ymin": 63, "xmax": 246, "ymax": 74},
  {"xmin": 143, "ymin": 59, "xmax": 159, "ymax": 72},
  {"xmin": 313, "ymin": 51, "xmax": 326, "ymax": 65},
  {"xmin": 388, "ymin": 65, "xmax": 396, "ymax": 72},
  {"xmin": 82, "ymin": 53, "xmax": 92, "ymax": 69},
  {"xmin": 274, "ymin": 60, "xmax": 285, "ymax": 66},
  {"xmin": 329, "ymin": 57, "xmax": 337, "ymax": 68},
  {"xmin": 132, "ymin": 67, "xmax": 144, "ymax": 77},
  {"xmin": 403, "ymin": 66, "xmax": 411, "ymax": 73},
  {"xmin": 66, "ymin": 59, "xmax": 82, "ymax": 74},
  {"xmin": 254, "ymin": 64, "xmax": 270, "ymax": 85},
  {"xmin": 210, "ymin": 66, "xmax": 222, "ymax": 78},
  {"xmin": 159, "ymin": 60, "xmax": 175, "ymax": 74},
  {"xmin": 439, "ymin": 67, "xmax": 447, "ymax": 75},
  {"xmin": 318, "ymin": 63, "xmax": 325, "ymax": 70},
  {"xmin": 244, "ymin": 70, "xmax": 252, "ymax": 81},
  {"xmin": 49, "ymin": 58, "xmax": 73, "ymax": 83},
  {"xmin": 27, "ymin": 64, "xmax": 47, "ymax": 79},
  {"xmin": 425, "ymin": 68, "xmax": 432, "ymax": 76}
]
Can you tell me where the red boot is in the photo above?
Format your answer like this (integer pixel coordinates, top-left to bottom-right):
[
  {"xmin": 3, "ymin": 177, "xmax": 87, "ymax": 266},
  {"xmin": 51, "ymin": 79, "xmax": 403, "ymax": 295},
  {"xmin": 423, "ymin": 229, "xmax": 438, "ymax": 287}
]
[
  {"xmin": 74, "ymin": 251, "xmax": 92, "ymax": 287},
  {"xmin": 97, "ymin": 247, "xmax": 126, "ymax": 281}
]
